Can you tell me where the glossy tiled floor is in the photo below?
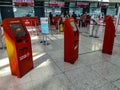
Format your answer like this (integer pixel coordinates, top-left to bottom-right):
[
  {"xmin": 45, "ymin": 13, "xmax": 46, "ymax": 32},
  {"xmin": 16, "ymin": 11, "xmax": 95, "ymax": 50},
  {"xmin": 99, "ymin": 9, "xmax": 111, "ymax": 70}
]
[{"xmin": 0, "ymin": 26, "xmax": 120, "ymax": 90}]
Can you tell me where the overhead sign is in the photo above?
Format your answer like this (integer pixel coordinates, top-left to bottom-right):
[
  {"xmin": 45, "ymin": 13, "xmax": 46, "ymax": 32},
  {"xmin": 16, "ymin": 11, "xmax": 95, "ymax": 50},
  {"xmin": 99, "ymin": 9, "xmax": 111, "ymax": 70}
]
[
  {"xmin": 77, "ymin": 2, "xmax": 89, "ymax": 8},
  {"xmin": 49, "ymin": 1, "xmax": 64, "ymax": 7},
  {"xmin": 14, "ymin": 0, "xmax": 34, "ymax": 6},
  {"xmin": 99, "ymin": 2, "xmax": 109, "ymax": 8},
  {"xmin": 40, "ymin": 17, "xmax": 49, "ymax": 34}
]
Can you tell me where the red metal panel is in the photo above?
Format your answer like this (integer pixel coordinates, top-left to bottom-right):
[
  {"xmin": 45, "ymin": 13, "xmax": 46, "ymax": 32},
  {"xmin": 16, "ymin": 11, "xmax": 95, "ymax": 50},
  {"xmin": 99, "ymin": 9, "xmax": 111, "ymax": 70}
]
[
  {"xmin": 20, "ymin": 17, "xmax": 40, "ymax": 26},
  {"xmin": 64, "ymin": 18, "xmax": 79, "ymax": 64},
  {"xmin": 2, "ymin": 18, "xmax": 33, "ymax": 78},
  {"xmin": 102, "ymin": 16, "xmax": 115, "ymax": 55}
]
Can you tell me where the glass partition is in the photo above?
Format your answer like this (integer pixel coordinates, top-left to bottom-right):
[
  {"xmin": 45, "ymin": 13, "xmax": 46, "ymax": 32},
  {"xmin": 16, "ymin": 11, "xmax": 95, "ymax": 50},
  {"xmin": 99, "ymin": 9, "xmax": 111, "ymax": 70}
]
[{"xmin": 14, "ymin": 6, "xmax": 34, "ymax": 17}]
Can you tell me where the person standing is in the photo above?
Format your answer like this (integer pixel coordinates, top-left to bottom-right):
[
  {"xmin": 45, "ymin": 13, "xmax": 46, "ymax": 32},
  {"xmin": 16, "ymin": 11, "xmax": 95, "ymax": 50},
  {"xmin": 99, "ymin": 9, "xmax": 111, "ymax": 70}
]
[
  {"xmin": 49, "ymin": 12, "xmax": 53, "ymax": 25},
  {"xmin": 72, "ymin": 12, "xmax": 77, "ymax": 23}
]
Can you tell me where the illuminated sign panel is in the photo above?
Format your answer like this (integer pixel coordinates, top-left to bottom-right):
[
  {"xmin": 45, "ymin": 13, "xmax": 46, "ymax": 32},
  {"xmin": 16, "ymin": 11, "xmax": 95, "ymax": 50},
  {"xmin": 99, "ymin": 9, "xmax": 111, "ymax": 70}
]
[
  {"xmin": 49, "ymin": 1, "xmax": 64, "ymax": 7},
  {"xmin": 77, "ymin": 2, "xmax": 89, "ymax": 8},
  {"xmin": 14, "ymin": 0, "xmax": 34, "ymax": 6},
  {"xmin": 99, "ymin": 2, "xmax": 109, "ymax": 8}
]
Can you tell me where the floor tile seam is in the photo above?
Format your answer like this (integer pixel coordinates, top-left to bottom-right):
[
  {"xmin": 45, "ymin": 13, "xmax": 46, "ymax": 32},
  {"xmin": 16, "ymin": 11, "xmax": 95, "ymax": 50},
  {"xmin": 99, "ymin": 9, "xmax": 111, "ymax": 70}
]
[
  {"xmin": 48, "ymin": 33, "xmax": 61, "ymax": 40},
  {"xmin": 110, "ymin": 81, "xmax": 120, "ymax": 90},
  {"xmin": 85, "ymin": 60, "xmax": 107, "ymax": 68},
  {"xmin": 46, "ymin": 53, "xmax": 91, "ymax": 76},
  {"xmin": 29, "ymin": 66, "xmax": 63, "ymax": 76},
  {"xmin": 63, "ymin": 66, "xmax": 109, "ymax": 90},
  {"xmin": 47, "ymin": 35, "xmax": 63, "ymax": 49},
  {"xmin": 30, "ymin": 72, "xmax": 65, "ymax": 82},
  {"xmin": 91, "ymin": 35, "xmax": 120, "ymax": 46},
  {"xmin": 46, "ymin": 51, "xmax": 103, "ymax": 73},
  {"xmin": 30, "ymin": 72, "xmax": 66, "ymax": 90},
  {"xmin": 87, "ymin": 62, "xmax": 120, "ymax": 84},
  {"xmin": 11, "ymin": 81, "xmax": 34, "ymax": 88},
  {"xmin": 79, "ymin": 49, "xmax": 101, "ymax": 56},
  {"xmin": 2, "ymin": 78, "xmax": 34, "ymax": 90},
  {"xmin": 47, "ymin": 54, "xmax": 94, "ymax": 73},
  {"xmin": 0, "ymin": 86, "xmax": 13, "ymax": 90},
  {"xmin": 109, "ymin": 61, "xmax": 120, "ymax": 68},
  {"xmin": 81, "ymin": 34, "xmax": 103, "ymax": 39},
  {"xmin": 114, "ymin": 43, "xmax": 120, "ymax": 47},
  {"xmin": 108, "ymin": 61, "xmax": 120, "ymax": 73},
  {"xmin": 80, "ymin": 33, "xmax": 103, "ymax": 40},
  {"xmin": 111, "ymin": 78, "xmax": 120, "ymax": 84},
  {"xmin": 45, "ymin": 53, "xmax": 63, "ymax": 61},
  {"xmin": 30, "ymin": 52, "xmax": 64, "ymax": 78},
  {"xmin": 31, "ymin": 40, "xmax": 41, "ymax": 45},
  {"xmin": 50, "ymin": 34, "xmax": 64, "ymax": 40},
  {"xmin": 11, "ymin": 78, "xmax": 33, "ymax": 86},
  {"xmin": 94, "ymin": 82, "xmax": 119, "ymax": 90},
  {"xmin": 62, "ymin": 72, "xmax": 78, "ymax": 89},
  {"xmin": 81, "ymin": 34, "xmax": 105, "ymax": 43},
  {"xmin": 46, "ymin": 53, "xmax": 66, "ymax": 74},
  {"xmin": 30, "ymin": 71, "xmax": 64, "ymax": 82},
  {"xmin": 86, "ymin": 60, "xmax": 110, "ymax": 82},
  {"xmin": 62, "ymin": 62, "xmax": 95, "ymax": 75},
  {"xmin": 49, "ymin": 34, "xmax": 64, "ymax": 43}
]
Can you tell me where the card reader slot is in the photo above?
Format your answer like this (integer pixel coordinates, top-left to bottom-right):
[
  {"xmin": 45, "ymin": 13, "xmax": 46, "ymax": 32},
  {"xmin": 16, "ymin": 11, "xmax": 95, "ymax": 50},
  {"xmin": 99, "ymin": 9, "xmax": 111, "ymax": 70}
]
[
  {"xmin": 20, "ymin": 47, "xmax": 28, "ymax": 51},
  {"xmin": 74, "ymin": 40, "xmax": 78, "ymax": 43},
  {"xmin": 26, "ymin": 40, "xmax": 29, "ymax": 42},
  {"xmin": 16, "ymin": 39, "xmax": 22, "ymax": 43}
]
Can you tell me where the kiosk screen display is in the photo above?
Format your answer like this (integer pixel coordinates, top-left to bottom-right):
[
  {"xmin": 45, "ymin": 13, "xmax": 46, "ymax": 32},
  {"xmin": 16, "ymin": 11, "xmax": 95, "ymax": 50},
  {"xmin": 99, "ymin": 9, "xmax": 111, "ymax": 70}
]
[
  {"xmin": 70, "ymin": 21, "xmax": 77, "ymax": 31},
  {"xmin": 10, "ymin": 23, "xmax": 26, "ymax": 37}
]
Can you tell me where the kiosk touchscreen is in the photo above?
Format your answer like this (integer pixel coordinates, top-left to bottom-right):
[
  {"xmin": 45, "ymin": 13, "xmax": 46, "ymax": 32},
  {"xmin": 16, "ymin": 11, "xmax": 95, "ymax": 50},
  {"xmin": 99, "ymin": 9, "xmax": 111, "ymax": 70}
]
[
  {"xmin": 70, "ymin": 21, "xmax": 77, "ymax": 31},
  {"xmin": 3, "ymin": 18, "xmax": 33, "ymax": 78},
  {"xmin": 10, "ymin": 23, "xmax": 26, "ymax": 37},
  {"xmin": 64, "ymin": 18, "xmax": 79, "ymax": 64}
]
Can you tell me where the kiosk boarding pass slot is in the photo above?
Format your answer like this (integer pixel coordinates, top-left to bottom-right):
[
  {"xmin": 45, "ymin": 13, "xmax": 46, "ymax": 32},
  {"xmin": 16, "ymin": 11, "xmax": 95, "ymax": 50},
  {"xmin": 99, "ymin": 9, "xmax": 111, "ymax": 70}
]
[{"xmin": 20, "ymin": 47, "xmax": 28, "ymax": 51}]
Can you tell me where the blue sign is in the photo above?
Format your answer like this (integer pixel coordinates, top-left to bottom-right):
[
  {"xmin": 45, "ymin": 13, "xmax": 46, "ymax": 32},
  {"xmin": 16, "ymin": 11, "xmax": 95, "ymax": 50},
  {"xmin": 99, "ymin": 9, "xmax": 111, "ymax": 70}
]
[{"xmin": 40, "ymin": 17, "xmax": 49, "ymax": 34}]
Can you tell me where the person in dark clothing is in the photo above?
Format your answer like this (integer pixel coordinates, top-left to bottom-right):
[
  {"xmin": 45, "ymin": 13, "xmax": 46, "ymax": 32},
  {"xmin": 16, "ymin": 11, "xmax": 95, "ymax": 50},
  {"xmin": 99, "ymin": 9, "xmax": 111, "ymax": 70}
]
[
  {"xmin": 49, "ymin": 12, "xmax": 53, "ymax": 25},
  {"xmin": 26, "ymin": 13, "xmax": 31, "ymax": 17},
  {"xmin": 72, "ymin": 12, "xmax": 77, "ymax": 20},
  {"xmin": 64, "ymin": 11, "xmax": 70, "ymax": 18}
]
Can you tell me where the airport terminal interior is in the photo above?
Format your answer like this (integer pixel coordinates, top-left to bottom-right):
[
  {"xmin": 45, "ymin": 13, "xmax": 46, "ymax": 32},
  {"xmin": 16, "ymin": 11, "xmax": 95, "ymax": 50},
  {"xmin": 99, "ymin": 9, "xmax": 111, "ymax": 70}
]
[{"xmin": 1, "ymin": 0, "xmax": 120, "ymax": 90}]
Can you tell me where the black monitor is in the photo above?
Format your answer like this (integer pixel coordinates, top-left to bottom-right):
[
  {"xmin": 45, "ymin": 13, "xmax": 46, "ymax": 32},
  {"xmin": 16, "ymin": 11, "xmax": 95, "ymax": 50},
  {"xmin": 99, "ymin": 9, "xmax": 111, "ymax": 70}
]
[
  {"xmin": 70, "ymin": 21, "xmax": 77, "ymax": 31},
  {"xmin": 10, "ymin": 23, "xmax": 26, "ymax": 37}
]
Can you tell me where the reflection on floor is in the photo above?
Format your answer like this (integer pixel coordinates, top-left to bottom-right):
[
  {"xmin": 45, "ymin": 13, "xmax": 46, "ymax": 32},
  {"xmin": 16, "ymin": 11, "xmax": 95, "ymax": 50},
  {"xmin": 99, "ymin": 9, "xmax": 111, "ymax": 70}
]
[{"xmin": 0, "ymin": 26, "xmax": 120, "ymax": 90}]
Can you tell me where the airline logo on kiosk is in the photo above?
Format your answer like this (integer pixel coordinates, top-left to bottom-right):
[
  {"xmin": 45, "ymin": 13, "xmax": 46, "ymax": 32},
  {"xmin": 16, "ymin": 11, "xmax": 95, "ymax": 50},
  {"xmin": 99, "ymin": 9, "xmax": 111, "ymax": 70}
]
[
  {"xmin": 25, "ymin": 20, "xmax": 30, "ymax": 25},
  {"xmin": 19, "ymin": 52, "xmax": 30, "ymax": 61},
  {"xmin": 16, "ymin": 28, "xmax": 22, "ymax": 32},
  {"xmin": 10, "ymin": 20, "xmax": 20, "ymax": 23},
  {"xmin": 74, "ymin": 45, "xmax": 78, "ymax": 50}
]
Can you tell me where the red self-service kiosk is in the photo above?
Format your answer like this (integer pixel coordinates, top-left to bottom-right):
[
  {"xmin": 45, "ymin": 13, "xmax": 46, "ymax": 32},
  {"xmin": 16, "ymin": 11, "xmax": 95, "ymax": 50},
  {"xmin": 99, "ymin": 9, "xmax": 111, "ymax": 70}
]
[
  {"xmin": 64, "ymin": 18, "xmax": 79, "ymax": 64},
  {"xmin": 2, "ymin": 18, "xmax": 33, "ymax": 78},
  {"xmin": 102, "ymin": 16, "xmax": 115, "ymax": 55}
]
